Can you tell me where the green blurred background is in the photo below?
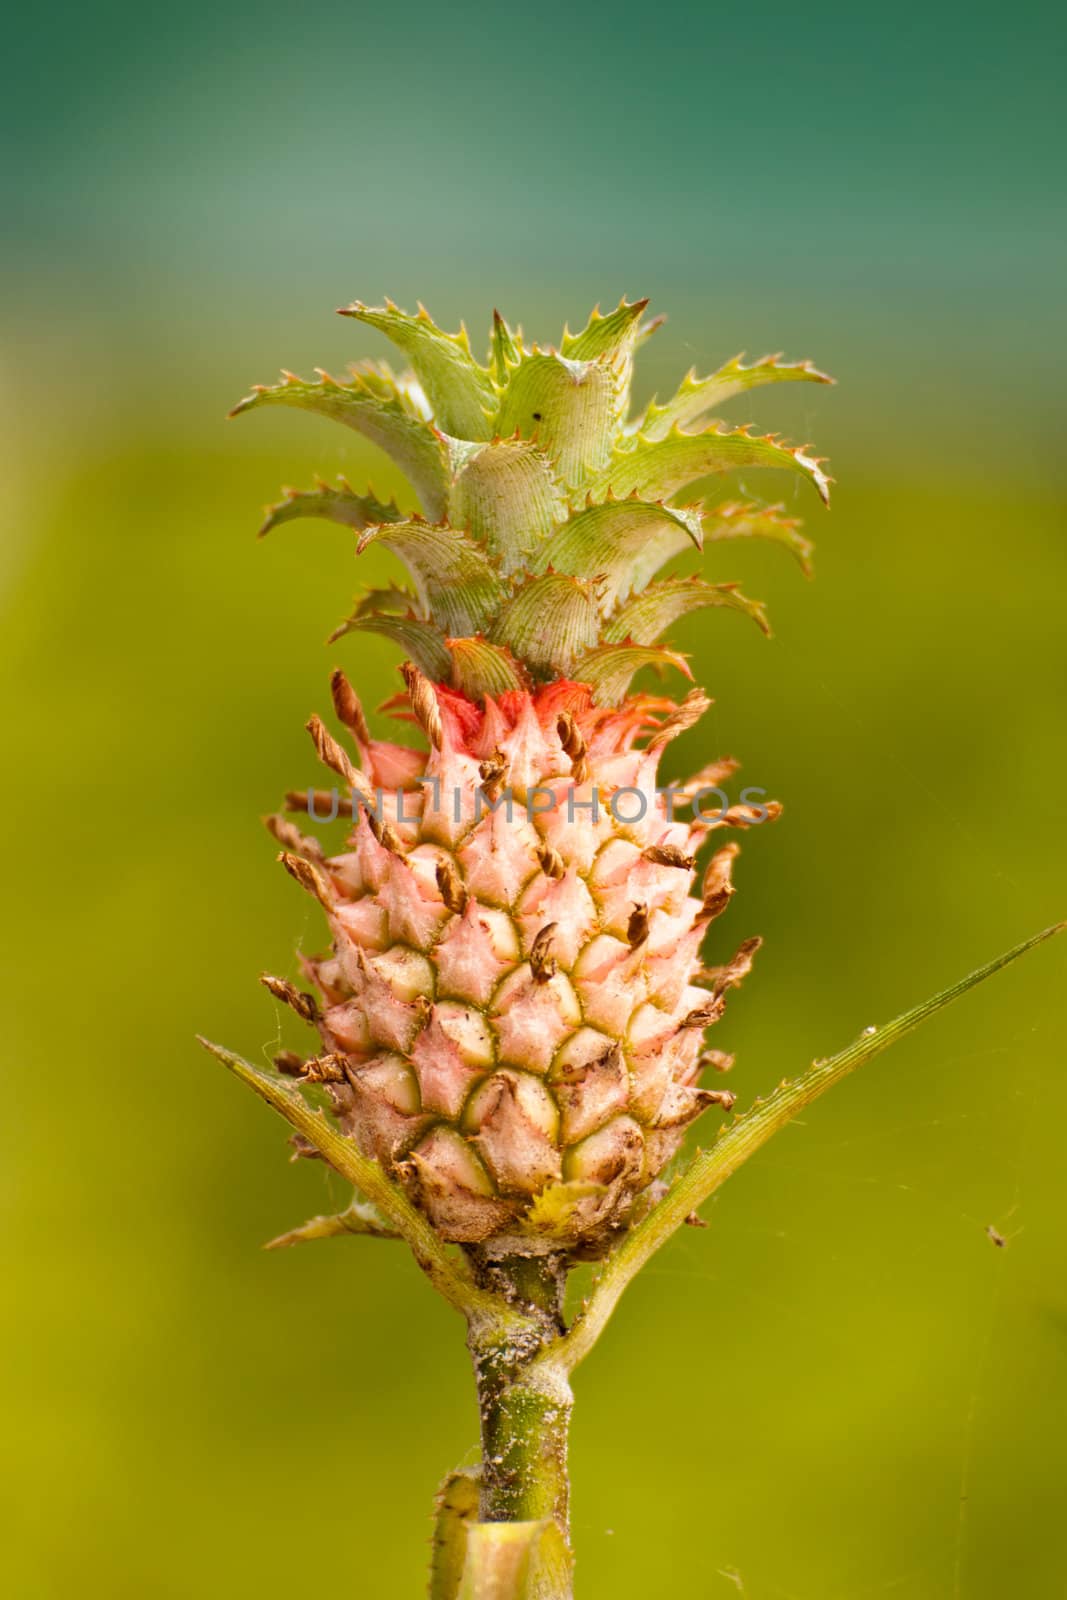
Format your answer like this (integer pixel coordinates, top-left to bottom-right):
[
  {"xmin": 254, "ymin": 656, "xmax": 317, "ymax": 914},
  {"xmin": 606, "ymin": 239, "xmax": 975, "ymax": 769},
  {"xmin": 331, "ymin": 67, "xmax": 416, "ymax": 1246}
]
[{"xmin": 3, "ymin": 1, "xmax": 1065, "ymax": 1594}]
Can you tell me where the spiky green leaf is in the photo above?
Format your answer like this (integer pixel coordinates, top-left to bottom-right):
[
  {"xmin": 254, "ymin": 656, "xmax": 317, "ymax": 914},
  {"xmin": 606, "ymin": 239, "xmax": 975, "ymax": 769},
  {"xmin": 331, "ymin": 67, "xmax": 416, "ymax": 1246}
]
[
  {"xmin": 492, "ymin": 575, "xmax": 601, "ymax": 678},
  {"xmin": 258, "ymin": 478, "xmax": 402, "ymax": 539},
  {"xmin": 490, "ymin": 310, "xmax": 521, "ymax": 387},
  {"xmin": 339, "ymin": 300, "xmax": 496, "ymax": 441},
  {"xmin": 637, "ymin": 354, "xmax": 834, "ymax": 439},
  {"xmin": 229, "ymin": 368, "xmax": 449, "ymax": 519},
  {"xmin": 348, "ymin": 584, "xmax": 419, "ymax": 618},
  {"xmin": 604, "ymin": 576, "xmax": 770, "ymax": 643},
  {"xmin": 446, "ymin": 637, "xmax": 525, "ymax": 699},
  {"xmin": 702, "ymin": 498, "xmax": 816, "ymax": 576},
  {"xmin": 536, "ymin": 499, "xmax": 703, "ymax": 612},
  {"xmin": 635, "ymin": 310, "xmax": 667, "ymax": 347},
  {"xmin": 329, "ymin": 611, "xmax": 451, "ymax": 679},
  {"xmin": 572, "ymin": 643, "xmax": 692, "ymax": 705},
  {"xmin": 593, "ymin": 424, "xmax": 832, "ymax": 506},
  {"xmin": 357, "ymin": 520, "xmax": 505, "ymax": 637},
  {"xmin": 561, "ymin": 298, "xmax": 649, "ymax": 427},
  {"xmin": 495, "ymin": 353, "xmax": 616, "ymax": 489},
  {"xmin": 562, "ymin": 299, "xmax": 648, "ymax": 364},
  {"xmin": 448, "ymin": 438, "xmax": 567, "ymax": 576},
  {"xmin": 264, "ymin": 1198, "xmax": 400, "ymax": 1248}
]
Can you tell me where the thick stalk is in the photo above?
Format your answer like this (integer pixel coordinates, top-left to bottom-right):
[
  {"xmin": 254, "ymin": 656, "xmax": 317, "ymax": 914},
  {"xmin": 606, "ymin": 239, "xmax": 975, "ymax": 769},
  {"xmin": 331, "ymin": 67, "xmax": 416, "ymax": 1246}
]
[
  {"xmin": 477, "ymin": 1364, "xmax": 572, "ymax": 1534},
  {"xmin": 469, "ymin": 1255, "xmax": 574, "ymax": 1548}
]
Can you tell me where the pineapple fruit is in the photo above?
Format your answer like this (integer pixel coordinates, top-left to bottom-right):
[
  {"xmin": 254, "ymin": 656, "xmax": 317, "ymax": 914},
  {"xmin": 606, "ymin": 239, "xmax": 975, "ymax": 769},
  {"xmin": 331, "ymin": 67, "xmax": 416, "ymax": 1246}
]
[{"xmin": 230, "ymin": 297, "xmax": 833, "ymax": 1262}]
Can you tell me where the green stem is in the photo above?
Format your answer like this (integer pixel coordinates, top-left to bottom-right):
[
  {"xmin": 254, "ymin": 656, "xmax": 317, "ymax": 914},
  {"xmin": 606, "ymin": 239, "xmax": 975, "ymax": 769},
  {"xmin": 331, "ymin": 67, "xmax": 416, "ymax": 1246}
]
[
  {"xmin": 474, "ymin": 1252, "xmax": 567, "ymax": 1332},
  {"xmin": 469, "ymin": 1256, "xmax": 574, "ymax": 1548},
  {"xmin": 476, "ymin": 1365, "xmax": 572, "ymax": 1534}
]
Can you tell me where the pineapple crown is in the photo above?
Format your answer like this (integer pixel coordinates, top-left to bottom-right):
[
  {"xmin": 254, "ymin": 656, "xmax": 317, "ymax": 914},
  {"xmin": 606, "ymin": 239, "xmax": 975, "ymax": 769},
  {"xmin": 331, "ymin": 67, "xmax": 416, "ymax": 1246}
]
[{"xmin": 231, "ymin": 298, "xmax": 833, "ymax": 704}]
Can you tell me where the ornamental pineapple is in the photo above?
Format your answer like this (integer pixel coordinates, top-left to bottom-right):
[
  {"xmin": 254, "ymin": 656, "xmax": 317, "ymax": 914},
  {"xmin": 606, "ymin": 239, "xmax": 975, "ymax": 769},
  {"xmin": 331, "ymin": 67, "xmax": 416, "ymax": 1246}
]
[{"xmin": 232, "ymin": 297, "xmax": 831, "ymax": 1257}]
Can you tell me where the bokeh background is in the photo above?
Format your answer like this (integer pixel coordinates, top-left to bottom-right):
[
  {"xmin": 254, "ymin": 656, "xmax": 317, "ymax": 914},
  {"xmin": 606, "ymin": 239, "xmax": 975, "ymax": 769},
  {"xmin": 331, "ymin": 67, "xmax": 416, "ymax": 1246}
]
[{"xmin": 3, "ymin": 2, "xmax": 1065, "ymax": 1595}]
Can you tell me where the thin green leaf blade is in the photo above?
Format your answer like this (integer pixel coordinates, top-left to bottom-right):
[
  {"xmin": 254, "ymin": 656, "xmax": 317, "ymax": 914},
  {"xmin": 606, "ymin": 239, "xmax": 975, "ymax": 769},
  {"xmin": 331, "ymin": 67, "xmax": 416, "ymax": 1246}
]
[
  {"xmin": 264, "ymin": 1197, "xmax": 400, "ymax": 1249},
  {"xmin": 197, "ymin": 1038, "xmax": 504, "ymax": 1322},
  {"xmin": 545, "ymin": 921, "xmax": 1066, "ymax": 1374}
]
